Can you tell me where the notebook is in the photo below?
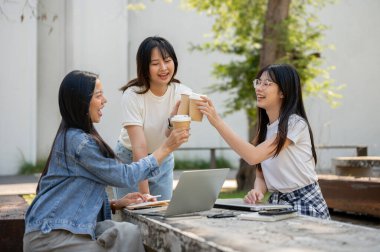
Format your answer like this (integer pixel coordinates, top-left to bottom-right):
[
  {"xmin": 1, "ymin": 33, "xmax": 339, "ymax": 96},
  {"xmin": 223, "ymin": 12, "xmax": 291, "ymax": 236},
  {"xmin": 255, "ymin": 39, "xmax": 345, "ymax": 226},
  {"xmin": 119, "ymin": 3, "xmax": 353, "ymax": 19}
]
[
  {"xmin": 136, "ymin": 168, "xmax": 229, "ymax": 217},
  {"xmin": 126, "ymin": 200, "xmax": 170, "ymax": 210},
  {"xmin": 214, "ymin": 198, "xmax": 291, "ymax": 211}
]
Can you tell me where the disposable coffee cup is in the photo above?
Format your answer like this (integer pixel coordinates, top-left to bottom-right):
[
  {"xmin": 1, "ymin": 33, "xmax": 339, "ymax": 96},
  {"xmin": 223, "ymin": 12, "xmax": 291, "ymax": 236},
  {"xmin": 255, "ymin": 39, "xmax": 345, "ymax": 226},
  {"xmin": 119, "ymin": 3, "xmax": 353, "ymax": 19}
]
[
  {"xmin": 189, "ymin": 93, "xmax": 207, "ymax": 122},
  {"xmin": 171, "ymin": 115, "xmax": 191, "ymax": 129},
  {"xmin": 177, "ymin": 92, "xmax": 191, "ymax": 115}
]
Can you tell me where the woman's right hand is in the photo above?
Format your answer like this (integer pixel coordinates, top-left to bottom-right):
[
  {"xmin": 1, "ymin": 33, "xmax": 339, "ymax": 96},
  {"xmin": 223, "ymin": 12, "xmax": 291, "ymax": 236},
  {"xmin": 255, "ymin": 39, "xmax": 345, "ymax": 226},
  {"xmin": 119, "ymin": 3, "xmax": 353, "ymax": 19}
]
[
  {"xmin": 153, "ymin": 128, "xmax": 190, "ymax": 164},
  {"xmin": 110, "ymin": 192, "xmax": 148, "ymax": 214},
  {"xmin": 196, "ymin": 96, "xmax": 222, "ymax": 128},
  {"xmin": 244, "ymin": 189, "xmax": 264, "ymax": 204}
]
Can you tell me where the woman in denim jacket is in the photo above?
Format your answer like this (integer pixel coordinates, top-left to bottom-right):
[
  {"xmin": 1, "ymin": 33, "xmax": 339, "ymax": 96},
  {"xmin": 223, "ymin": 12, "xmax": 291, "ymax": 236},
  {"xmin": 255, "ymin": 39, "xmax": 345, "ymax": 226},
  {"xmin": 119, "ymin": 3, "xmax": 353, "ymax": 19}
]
[{"xmin": 23, "ymin": 70, "xmax": 189, "ymax": 251}]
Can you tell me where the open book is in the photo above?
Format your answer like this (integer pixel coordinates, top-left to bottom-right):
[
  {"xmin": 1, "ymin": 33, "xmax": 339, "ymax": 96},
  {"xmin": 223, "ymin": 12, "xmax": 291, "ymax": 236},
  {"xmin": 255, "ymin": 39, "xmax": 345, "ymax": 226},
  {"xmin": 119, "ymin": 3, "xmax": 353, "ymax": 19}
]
[{"xmin": 126, "ymin": 200, "xmax": 170, "ymax": 210}]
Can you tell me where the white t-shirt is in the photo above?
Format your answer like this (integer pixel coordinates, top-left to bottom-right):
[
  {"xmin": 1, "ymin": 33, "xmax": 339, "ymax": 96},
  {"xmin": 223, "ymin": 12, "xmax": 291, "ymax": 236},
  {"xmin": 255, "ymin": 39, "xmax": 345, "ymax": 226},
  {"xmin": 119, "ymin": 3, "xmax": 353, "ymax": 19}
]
[
  {"xmin": 118, "ymin": 83, "xmax": 188, "ymax": 153},
  {"xmin": 261, "ymin": 114, "xmax": 318, "ymax": 193}
]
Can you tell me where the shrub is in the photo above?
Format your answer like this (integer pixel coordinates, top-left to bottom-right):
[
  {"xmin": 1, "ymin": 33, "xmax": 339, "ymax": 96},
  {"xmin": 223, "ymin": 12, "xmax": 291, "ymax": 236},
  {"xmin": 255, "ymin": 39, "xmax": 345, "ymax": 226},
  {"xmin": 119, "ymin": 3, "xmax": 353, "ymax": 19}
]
[
  {"xmin": 174, "ymin": 156, "xmax": 235, "ymax": 170},
  {"xmin": 19, "ymin": 159, "xmax": 46, "ymax": 175}
]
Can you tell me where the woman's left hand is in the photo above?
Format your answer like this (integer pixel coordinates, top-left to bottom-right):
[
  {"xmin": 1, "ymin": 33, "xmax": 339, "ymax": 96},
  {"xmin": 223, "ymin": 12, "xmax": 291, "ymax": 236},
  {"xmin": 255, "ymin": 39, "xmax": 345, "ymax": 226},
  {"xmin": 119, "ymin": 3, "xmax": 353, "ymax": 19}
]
[{"xmin": 110, "ymin": 192, "xmax": 147, "ymax": 214}]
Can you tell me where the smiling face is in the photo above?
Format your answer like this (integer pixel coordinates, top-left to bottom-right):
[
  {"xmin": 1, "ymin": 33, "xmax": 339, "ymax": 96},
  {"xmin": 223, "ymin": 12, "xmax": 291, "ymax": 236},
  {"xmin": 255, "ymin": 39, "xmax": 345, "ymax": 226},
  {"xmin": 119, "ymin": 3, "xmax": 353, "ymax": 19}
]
[
  {"xmin": 255, "ymin": 71, "xmax": 283, "ymax": 113},
  {"xmin": 89, "ymin": 79, "xmax": 107, "ymax": 123},
  {"xmin": 149, "ymin": 47, "xmax": 175, "ymax": 87}
]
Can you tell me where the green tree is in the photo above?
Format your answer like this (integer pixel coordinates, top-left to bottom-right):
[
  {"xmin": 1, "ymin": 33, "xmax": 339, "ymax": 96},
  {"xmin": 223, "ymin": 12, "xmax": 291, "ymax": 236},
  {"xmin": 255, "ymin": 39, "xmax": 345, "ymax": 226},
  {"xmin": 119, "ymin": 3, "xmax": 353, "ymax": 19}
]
[{"xmin": 184, "ymin": 0, "xmax": 341, "ymax": 189}]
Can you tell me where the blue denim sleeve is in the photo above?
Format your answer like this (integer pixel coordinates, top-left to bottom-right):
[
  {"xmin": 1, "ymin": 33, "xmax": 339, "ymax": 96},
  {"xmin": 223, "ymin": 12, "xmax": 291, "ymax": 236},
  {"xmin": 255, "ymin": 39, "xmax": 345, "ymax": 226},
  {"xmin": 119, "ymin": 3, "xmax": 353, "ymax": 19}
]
[{"xmin": 74, "ymin": 135, "xmax": 160, "ymax": 188}]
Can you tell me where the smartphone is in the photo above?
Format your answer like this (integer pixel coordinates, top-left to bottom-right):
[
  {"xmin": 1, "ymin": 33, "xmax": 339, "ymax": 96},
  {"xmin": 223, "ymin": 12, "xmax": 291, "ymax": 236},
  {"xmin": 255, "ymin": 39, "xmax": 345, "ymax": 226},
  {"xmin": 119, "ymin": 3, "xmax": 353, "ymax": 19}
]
[
  {"xmin": 258, "ymin": 208, "xmax": 297, "ymax": 216},
  {"xmin": 207, "ymin": 213, "xmax": 236, "ymax": 218}
]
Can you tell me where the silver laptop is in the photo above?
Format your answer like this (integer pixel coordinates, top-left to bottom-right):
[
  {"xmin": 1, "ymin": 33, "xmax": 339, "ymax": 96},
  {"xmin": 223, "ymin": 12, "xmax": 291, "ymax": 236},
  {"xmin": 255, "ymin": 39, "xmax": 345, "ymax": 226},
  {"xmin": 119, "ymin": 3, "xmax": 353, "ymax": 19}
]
[
  {"xmin": 141, "ymin": 168, "xmax": 229, "ymax": 217},
  {"xmin": 214, "ymin": 198, "xmax": 291, "ymax": 211}
]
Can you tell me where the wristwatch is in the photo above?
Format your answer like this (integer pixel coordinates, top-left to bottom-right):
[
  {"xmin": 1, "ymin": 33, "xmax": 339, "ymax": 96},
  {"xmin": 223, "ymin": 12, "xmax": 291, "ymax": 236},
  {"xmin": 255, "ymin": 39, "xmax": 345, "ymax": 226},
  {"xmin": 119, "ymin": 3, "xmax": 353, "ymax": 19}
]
[{"xmin": 167, "ymin": 117, "xmax": 173, "ymax": 129}]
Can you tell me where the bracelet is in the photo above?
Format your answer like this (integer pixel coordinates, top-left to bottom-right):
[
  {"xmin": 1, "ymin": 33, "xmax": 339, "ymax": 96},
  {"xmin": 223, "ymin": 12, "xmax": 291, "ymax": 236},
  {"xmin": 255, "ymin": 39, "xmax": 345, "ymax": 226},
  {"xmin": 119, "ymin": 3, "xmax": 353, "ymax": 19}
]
[{"xmin": 167, "ymin": 117, "xmax": 173, "ymax": 129}]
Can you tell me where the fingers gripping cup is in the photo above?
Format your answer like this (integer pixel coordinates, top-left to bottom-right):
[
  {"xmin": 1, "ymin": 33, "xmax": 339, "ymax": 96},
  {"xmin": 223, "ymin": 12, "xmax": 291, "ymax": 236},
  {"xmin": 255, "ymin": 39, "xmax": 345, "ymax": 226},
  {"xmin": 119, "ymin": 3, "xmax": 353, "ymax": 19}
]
[
  {"xmin": 189, "ymin": 93, "xmax": 207, "ymax": 121},
  {"xmin": 177, "ymin": 91, "xmax": 191, "ymax": 115},
  {"xmin": 171, "ymin": 115, "xmax": 191, "ymax": 129}
]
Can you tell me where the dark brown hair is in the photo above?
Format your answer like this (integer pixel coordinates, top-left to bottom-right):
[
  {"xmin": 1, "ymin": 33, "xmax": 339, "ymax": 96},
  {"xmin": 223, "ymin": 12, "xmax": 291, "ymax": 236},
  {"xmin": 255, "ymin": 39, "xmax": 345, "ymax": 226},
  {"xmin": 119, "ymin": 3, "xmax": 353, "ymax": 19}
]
[{"xmin": 120, "ymin": 36, "xmax": 180, "ymax": 94}]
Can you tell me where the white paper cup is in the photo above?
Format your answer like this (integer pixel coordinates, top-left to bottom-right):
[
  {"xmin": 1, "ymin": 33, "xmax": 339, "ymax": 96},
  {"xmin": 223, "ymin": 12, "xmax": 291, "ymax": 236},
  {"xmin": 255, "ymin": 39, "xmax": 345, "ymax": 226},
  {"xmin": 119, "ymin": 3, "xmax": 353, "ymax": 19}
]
[
  {"xmin": 177, "ymin": 93, "xmax": 190, "ymax": 115},
  {"xmin": 189, "ymin": 93, "xmax": 207, "ymax": 122}
]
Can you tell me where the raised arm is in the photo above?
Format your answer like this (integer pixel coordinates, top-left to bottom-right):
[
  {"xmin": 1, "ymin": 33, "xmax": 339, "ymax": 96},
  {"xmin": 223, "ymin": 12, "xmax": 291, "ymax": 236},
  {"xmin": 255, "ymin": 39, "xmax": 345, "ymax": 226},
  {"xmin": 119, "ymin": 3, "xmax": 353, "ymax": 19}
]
[
  {"xmin": 197, "ymin": 96, "xmax": 290, "ymax": 165},
  {"xmin": 76, "ymin": 128, "xmax": 189, "ymax": 188}
]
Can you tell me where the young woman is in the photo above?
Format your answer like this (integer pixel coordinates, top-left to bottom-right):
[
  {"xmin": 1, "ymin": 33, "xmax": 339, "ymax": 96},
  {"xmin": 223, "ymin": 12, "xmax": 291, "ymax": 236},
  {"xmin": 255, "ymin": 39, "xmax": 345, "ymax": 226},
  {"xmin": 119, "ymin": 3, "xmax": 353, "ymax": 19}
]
[
  {"xmin": 197, "ymin": 64, "xmax": 330, "ymax": 219},
  {"xmin": 23, "ymin": 71, "xmax": 189, "ymax": 251},
  {"xmin": 114, "ymin": 36, "xmax": 190, "ymax": 200}
]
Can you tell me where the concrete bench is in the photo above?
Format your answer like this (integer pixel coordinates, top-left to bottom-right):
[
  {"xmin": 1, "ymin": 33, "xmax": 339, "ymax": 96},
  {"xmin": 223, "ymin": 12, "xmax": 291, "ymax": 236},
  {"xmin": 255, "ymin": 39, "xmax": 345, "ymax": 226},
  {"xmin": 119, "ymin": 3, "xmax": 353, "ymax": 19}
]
[
  {"xmin": 0, "ymin": 195, "xmax": 28, "ymax": 252},
  {"xmin": 319, "ymin": 174, "xmax": 380, "ymax": 217},
  {"xmin": 333, "ymin": 156, "xmax": 380, "ymax": 177}
]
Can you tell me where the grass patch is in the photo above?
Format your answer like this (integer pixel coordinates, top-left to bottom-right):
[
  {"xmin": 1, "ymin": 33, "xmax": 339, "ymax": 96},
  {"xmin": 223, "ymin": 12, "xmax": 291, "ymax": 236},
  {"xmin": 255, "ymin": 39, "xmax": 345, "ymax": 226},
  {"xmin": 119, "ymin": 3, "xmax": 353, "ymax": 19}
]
[
  {"xmin": 174, "ymin": 157, "xmax": 235, "ymax": 170},
  {"xmin": 218, "ymin": 190, "xmax": 272, "ymax": 202},
  {"xmin": 19, "ymin": 159, "xmax": 46, "ymax": 175},
  {"xmin": 23, "ymin": 194, "xmax": 36, "ymax": 205},
  {"xmin": 219, "ymin": 190, "xmax": 247, "ymax": 199}
]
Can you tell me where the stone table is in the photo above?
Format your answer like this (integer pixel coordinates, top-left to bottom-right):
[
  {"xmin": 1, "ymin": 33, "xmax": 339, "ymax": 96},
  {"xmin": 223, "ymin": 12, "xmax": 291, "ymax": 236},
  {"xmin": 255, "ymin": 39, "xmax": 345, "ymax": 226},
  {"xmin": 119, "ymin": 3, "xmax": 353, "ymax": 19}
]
[{"xmin": 121, "ymin": 208, "xmax": 380, "ymax": 252}]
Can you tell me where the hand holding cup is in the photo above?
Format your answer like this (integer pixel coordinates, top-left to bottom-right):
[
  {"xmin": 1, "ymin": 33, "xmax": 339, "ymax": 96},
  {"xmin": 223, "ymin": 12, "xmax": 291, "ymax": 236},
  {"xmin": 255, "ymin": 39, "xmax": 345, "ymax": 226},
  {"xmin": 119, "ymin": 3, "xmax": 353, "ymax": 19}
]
[
  {"xmin": 189, "ymin": 93, "xmax": 207, "ymax": 121},
  {"xmin": 196, "ymin": 96, "xmax": 222, "ymax": 128}
]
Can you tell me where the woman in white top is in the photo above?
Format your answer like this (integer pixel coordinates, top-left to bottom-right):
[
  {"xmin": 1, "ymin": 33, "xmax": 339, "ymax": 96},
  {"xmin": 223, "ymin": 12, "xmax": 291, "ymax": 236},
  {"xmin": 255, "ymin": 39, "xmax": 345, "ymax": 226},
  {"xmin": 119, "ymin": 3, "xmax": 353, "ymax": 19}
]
[
  {"xmin": 114, "ymin": 36, "xmax": 189, "ymax": 200},
  {"xmin": 197, "ymin": 64, "xmax": 330, "ymax": 219}
]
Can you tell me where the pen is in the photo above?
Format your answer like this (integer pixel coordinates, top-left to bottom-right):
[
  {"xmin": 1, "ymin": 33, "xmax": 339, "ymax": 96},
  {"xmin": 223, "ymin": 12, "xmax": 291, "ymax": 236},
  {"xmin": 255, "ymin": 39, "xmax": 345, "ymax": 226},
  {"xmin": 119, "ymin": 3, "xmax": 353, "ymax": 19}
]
[{"xmin": 144, "ymin": 194, "xmax": 162, "ymax": 200}]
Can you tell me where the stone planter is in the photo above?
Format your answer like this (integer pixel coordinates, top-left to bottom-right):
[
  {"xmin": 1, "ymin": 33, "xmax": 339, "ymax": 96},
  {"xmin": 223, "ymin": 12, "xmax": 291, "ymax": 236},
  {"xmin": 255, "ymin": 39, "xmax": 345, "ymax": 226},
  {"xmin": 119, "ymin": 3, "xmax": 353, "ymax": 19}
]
[{"xmin": 333, "ymin": 156, "xmax": 380, "ymax": 177}]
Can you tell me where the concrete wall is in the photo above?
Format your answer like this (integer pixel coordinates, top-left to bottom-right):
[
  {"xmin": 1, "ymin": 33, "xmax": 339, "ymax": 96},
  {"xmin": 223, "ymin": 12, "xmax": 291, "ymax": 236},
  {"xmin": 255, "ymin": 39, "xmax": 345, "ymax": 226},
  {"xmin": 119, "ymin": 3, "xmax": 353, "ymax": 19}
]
[
  {"xmin": 0, "ymin": 0, "xmax": 128, "ymax": 175},
  {"xmin": 306, "ymin": 0, "xmax": 380, "ymax": 171},
  {"xmin": 0, "ymin": 2, "xmax": 37, "ymax": 175},
  {"xmin": 64, "ymin": 0, "xmax": 128, "ymax": 150},
  {"xmin": 1, "ymin": 0, "xmax": 379, "ymax": 174},
  {"xmin": 37, "ymin": 0, "xmax": 66, "ymax": 160},
  {"xmin": 37, "ymin": 0, "xmax": 129, "ymax": 161}
]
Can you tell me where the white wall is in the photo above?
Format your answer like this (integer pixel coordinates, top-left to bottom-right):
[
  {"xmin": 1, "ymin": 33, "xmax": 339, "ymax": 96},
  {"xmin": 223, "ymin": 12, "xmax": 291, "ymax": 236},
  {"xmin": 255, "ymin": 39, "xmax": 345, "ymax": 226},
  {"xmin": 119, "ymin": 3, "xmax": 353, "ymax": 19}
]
[
  {"xmin": 0, "ymin": 2, "xmax": 37, "ymax": 175},
  {"xmin": 306, "ymin": 0, "xmax": 380, "ymax": 171},
  {"xmin": 37, "ymin": 0, "xmax": 129, "ymax": 162},
  {"xmin": 37, "ymin": 0, "xmax": 66, "ymax": 159},
  {"xmin": 64, "ymin": 0, "xmax": 128, "ymax": 148}
]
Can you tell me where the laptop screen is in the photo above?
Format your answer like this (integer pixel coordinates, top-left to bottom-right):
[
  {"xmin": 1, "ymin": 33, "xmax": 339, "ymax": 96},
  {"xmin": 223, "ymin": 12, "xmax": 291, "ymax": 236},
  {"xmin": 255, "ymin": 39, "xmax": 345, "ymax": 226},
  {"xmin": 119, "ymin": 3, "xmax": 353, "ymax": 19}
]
[{"xmin": 164, "ymin": 168, "xmax": 229, "ymax": 216}]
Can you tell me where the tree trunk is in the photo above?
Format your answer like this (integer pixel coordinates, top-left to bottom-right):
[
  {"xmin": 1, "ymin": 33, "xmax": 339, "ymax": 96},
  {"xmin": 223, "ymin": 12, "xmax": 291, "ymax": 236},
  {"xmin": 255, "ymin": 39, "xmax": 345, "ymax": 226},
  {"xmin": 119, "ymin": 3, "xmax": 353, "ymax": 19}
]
[
  {"xmin": 236, "ymin": 115, "xmax": 257, "ymax": 191},
  {"xmin": 259, "ymin": 0, "xmax": 291, "ymax": 69},
  {"xmin": 237, "ymin": 0, "xmax": 291, "ymax": 191}
]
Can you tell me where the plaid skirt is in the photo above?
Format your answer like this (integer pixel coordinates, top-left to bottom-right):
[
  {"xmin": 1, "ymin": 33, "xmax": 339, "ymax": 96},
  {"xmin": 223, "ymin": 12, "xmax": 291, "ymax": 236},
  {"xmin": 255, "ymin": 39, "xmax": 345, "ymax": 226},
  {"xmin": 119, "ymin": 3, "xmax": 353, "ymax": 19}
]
[{"xmin": 269, "ymin": 182, "xmax": 330, "ymax": 219}]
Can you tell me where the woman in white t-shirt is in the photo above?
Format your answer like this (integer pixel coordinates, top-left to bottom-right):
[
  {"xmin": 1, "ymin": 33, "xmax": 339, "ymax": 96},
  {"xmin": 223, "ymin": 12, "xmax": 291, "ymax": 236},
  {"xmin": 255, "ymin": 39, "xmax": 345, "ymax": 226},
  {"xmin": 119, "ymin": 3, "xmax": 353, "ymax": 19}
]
[
  {"xmin": 197, "ymin": 64, "xmax": 330, "ymax": 219},
  {"xmin": 114, "ymin": 36, "xmax": 190, "ymax": 201}
]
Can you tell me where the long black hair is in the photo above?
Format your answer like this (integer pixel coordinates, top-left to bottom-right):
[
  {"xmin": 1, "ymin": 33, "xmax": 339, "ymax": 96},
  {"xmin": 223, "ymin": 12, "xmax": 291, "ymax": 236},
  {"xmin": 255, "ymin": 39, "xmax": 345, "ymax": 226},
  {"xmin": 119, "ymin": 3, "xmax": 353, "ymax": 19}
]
[
  {"xmin": 254, "ymin": 64, "xmax": 317, "ymax": 164},
  {"xmin": 37, "ymin": 70, "xmax": 116, "ymax": 192},
  {"xmin": 120, "ymin": 36, "xmax": 180, "ymax": 94}
]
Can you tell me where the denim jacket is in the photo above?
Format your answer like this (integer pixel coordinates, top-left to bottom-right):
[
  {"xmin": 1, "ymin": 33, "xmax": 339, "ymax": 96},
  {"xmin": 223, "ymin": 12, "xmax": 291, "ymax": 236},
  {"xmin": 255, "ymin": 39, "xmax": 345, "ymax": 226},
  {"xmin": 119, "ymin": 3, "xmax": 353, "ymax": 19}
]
[{"xmin": 24, "ymin": 128, "xmax": 160, "ymax": 239}]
